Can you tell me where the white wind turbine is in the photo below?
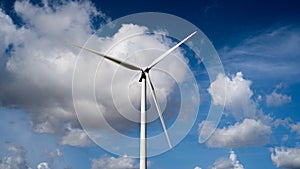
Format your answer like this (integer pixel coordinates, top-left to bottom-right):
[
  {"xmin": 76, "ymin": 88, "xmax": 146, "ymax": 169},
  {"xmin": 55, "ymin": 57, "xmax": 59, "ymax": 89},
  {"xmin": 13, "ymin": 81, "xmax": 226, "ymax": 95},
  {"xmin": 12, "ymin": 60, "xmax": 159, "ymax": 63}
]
[{"xmin": 71, "ymin": 31, "xmax": 196, "ymax": 169}]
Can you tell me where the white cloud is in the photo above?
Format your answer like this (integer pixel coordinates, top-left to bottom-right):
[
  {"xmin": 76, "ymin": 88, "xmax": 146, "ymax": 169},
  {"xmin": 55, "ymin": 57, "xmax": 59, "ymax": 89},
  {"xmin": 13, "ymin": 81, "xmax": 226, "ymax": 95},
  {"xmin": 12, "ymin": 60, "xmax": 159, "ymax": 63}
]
[
  {"xmin": 194, "ymin": 166, "xmax": 202, "ymax": 169},
  {"xmin": 0, "ymin": 0, "xmax": 192, "ymax": 147},
  {"xmin": 273, "ymin": 118, "xmax": 291, "ymax": 128},
  {"xmin": 290, "ymin": 122, "xmax": 300, "ymax": 138},
  {"xmin": 266, "ymin": 91, "xmax": 291, "ymax": 107},
  {"xmin": 91, "ymin": 155, "xmax": 139, "ymax": 169},
  {"xmin": 266, "ymin": 85, "xmax": 291, "ymax": 107},
  {"xmin": 37, "ymin": 162, "xmax": 51, "ymax": 169},
  {"xmin": 49, "ymin": 148, "xmax": 63, "ymax": 159},
  {"xmin": 220, "ymin": 26, "xmax": 300, "ymax": 83},
  {"xmin": 60, "ymin": 127, "xmax": 92, "ymax": 147},
  {"xmin": 208, "ymin": 150, "xmax": 244, "ymax": 169},
  {"xmin": 208, "ymin": 72, "xmax": 267, "ymax": 121},
  {"xmin": 204, "ymin": 118, "xmax": 271, "ymax": 148},
  {"xmin": 0, "ymin": 145, "xmax": 32, "ymax": 169},
  {"xmin": 271, "ymin": 147, "xmax": 300, "ymax": 169},
  {"xmin": 0, "ymin": 0, "xmax": 105, "ymax": 136}
]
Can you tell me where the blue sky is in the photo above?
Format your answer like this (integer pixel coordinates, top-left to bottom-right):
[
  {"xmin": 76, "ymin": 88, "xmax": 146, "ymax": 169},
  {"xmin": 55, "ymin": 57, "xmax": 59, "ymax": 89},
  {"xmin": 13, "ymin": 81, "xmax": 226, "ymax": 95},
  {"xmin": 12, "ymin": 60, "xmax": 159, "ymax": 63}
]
[{"xmin": 0, "ymin": 0, "xmax": 300, "ymax": 169}]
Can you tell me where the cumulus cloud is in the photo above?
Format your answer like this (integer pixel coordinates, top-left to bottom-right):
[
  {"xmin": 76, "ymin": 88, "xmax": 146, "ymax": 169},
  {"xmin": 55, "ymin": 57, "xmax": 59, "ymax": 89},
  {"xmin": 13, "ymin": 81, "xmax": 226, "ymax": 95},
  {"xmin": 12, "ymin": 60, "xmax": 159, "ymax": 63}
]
[
  {"xmin": 271, "ymin": 147, "xmax": 300, "ymax": 169},
  {"xmin": 91, "ymin": 155, "xmax": 140, "ymax": 169},
  {"xmin": 37, "ymin": 162, "xmax": 51, "ymax": 169},
  {"xmin": 0, "ymin": 0, "xmax": 191, "ymax": 147},
  {"xmin": 208, "ymin": 72, "xmax": 267, "ymax": 121},
  {"xmin": 266, "ymin": 85, "xmax": 291, "ymax": 107},
  {"xmin": 208, "ymin": 150, "xmax": 244, "ymax": 169},
  {"xmin": 0, "ymin": 0, "xmax": 106, "ymax": 137},
  {"xmin": 203, "ymin": 72, "xmax": 272, "ymax": 147},
  {"xmin": 204, "ymin": 118, "xmax": 271, "ymax": 148},
  {"xmin": 0, "ymin": 144, "xmax": 32, "ymax": 169}
]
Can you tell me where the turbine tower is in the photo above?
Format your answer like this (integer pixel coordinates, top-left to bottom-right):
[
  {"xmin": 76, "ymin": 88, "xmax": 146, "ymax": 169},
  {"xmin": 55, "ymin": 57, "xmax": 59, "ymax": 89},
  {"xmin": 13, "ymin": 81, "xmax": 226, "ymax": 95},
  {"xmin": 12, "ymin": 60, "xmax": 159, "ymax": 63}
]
[{"xmin": 71, "ymin": 31, "xmax": 196, "ymax": 169}]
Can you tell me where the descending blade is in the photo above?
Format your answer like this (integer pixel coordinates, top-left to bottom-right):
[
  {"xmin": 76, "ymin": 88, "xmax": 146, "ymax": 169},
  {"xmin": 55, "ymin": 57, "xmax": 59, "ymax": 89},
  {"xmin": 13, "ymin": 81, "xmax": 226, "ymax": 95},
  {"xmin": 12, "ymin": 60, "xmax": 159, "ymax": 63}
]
[
  {"xmin": 70, "ymin": 43, "xmax": 143, "ymax": 71},
  {"xmin": 145, "ymin": 73, "xmax": 172, "ymax": 148},
  {"xmin": 147, "ymin": 31, "xmax": 197, "ymax": 70}
]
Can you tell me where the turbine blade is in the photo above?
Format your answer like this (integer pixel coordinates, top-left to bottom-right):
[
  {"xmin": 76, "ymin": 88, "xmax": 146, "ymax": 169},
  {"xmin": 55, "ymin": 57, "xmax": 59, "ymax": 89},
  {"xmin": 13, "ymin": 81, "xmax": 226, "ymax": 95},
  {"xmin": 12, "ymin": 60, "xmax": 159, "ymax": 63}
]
[
  {"xmin": 147, "ymin": 31, "xmax": 197, "ymax": 70},
  {"xmin": 146, "ymin": 73, "xmax": 172, "ymax": 148},
  {"xmin": 70, "ymin": 43, "xmax": 143, "ymax": 71}
]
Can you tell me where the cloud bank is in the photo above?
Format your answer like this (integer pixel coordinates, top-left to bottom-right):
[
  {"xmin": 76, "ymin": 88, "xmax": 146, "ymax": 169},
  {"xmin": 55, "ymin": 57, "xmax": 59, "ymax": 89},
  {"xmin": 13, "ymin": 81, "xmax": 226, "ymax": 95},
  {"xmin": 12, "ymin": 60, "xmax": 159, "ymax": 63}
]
[
  {"xmin": 0, "ymin": 0, "xmax": 190, "ymax": 149},
  {"xmin": 0, "ymin": 0, "xmax": 105, "ymax": 138}
]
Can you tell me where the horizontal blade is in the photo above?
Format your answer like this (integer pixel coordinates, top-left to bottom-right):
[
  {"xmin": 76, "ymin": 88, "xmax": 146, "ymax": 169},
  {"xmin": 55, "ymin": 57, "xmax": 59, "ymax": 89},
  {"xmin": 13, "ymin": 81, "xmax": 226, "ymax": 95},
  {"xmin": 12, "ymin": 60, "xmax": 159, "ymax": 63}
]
[
  {"xmin": 146, "ymin": 73, "xmax": 172, "ymax": 148},
  {"xmin": 70, "ymin": 43, "xmax": 143, "ymax": 71},
  {"xmin": 148, "ymin": 31, "xmax": 197, "ymax": 70}
]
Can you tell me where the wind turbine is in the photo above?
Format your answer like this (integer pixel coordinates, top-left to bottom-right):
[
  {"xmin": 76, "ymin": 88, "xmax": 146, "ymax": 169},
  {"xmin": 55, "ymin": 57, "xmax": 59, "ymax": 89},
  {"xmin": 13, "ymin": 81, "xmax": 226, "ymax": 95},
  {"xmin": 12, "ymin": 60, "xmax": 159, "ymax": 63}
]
[{"xmin": 71, "ymin": 31, "xmax": 196, "ymax": 169}]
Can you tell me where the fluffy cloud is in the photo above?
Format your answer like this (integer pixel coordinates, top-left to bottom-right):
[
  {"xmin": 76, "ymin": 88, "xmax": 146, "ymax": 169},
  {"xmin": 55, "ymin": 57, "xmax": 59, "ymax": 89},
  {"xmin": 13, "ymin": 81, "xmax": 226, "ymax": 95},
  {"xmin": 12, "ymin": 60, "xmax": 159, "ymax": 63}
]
[
  {"xmin": 0, "ymin": 145, "xmax": 32, "ymax": 169},
  {"xmin": 204, "ymin": 118, "xmax": 271, "ymax": 148},
  {"xmin": 0, "ymin": 0, "xmax": 190, "ymax": 148},
  {"xmin": 0, "ymin": 0, "xmax": 105, "ymax": 138},
  {"xmin": 37, "ymin": 162, "xmax": 51, "ymax": 169},
  {"xmin": 60, "ymin": 127, "xmax": 93, "ymax": 147},
  {"xmin": 271, "ymin": 147, "xmax": 300, "ymax": 169},
  {"xmin": 91, "ymin": 155, "xmax": 139, "ymax": 169},
  {"xmin": 208, "ymin": 150, "xmax": 244, "ymax": 169},
  {"xmin": 208, "ymin": 72, "xmax": 267, "ymax": 121},
  {"xmin": 204, "ymin": 72, "xmax": 272, "ymax": 147},
  {"xmin": 266, "ymin": 84, "xmax": 291, "ymax": 107}
]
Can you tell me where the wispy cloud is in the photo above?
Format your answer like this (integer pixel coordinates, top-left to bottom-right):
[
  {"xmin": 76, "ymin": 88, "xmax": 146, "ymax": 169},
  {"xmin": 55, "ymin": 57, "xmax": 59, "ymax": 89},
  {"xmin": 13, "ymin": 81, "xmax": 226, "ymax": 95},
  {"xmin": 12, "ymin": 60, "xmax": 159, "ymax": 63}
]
[
  {"xmin": 266, "ymin": 84, "xmax": 291, "ymax": 107},
  {"xmin": 220, "ymin": 26, "xmax": 300, "ymax": 83}
]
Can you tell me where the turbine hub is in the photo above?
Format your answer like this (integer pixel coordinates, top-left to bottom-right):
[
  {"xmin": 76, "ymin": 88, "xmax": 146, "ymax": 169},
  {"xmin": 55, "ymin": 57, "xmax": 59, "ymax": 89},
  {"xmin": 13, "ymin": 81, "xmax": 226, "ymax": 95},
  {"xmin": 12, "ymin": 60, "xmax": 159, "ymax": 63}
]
[{"xmin": 139, "ymin": 71, "xmax": 146, "ymax": 82}]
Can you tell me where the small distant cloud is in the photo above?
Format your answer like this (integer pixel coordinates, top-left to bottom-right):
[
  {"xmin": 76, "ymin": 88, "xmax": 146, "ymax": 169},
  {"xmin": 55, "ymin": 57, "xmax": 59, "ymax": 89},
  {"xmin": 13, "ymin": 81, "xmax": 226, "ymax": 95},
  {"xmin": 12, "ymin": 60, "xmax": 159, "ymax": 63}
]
[
  {"xmin": 266, "ymin": 85, "xmax": 291, "ymax": 107},
  {"xmin": 37, "ymin": 162, "xmax": 51, "ymax": 169},
  {"xmin": 273, "ymin": 118, "xmax": 291, "ymax": 128},
  {"xmin": 208, "ymin": 150, "xmax": 244, "ymax": 169},
  {"xmin": 290, "ymin": 122, "xmax": 300, "ymax": 138},
  {"xmin": 91, "ymin": 155, "xmax": 140, "ymax": 169},
  {"xmin": 271, "ymin": 147, "xmax": 300, "ymax": 169},
  {"xmin": 0, "ymin": 144, "xmax": 32, "ymax": 169},
  {"xmin": 60, "ymin": 127, "xmax": 93, "ymax": 147}
]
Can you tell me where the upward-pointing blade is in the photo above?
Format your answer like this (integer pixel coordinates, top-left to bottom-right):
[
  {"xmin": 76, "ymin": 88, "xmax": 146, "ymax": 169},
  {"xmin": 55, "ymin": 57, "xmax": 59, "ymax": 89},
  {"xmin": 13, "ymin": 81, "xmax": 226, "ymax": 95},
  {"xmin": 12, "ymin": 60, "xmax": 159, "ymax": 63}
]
[
  {"xmin": 145, "ymin": 73, "xmax": 172, "ymax": 148},
  {"xmin": 70, "ymin": 43, "xmax": 143, "ymax": 71},
  {"xmin": 147, "ymin": 31, "xmax": 197, "ymax": 70}
]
